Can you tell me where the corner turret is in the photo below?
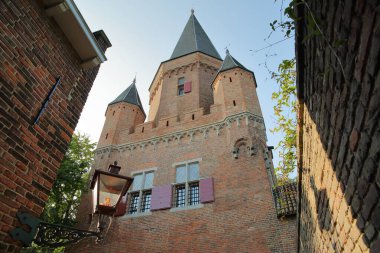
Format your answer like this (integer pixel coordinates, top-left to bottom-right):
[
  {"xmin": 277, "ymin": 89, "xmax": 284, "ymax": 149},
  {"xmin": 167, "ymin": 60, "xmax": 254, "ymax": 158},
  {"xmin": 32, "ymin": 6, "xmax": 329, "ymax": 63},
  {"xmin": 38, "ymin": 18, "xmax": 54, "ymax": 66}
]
[
  {"xmin": 97, "ymin": 79, "xmax": 146, "ymax": 148},
  {"xmin": 212, "ymin": 50, "xmax": 262, "ymax": 117}
]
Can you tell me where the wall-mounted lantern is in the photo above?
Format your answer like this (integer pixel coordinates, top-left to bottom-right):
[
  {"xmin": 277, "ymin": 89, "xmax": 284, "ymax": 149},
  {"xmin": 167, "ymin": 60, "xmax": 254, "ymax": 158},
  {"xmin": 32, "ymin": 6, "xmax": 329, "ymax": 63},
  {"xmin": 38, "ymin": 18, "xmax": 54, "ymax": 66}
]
[
  {"xmin": 10, "ymin": 164, "xmax": 133, "ymax": 247},
  {"xmin": 90, "ymin": 165, "xmax": 132, "ymax": 216}
]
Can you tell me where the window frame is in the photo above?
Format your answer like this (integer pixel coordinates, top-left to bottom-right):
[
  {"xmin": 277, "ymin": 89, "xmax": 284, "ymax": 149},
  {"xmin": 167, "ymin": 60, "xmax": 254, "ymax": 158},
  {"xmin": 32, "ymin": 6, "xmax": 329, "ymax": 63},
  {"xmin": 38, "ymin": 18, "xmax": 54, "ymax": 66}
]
[
  {"xmin": 173, "ymin": 162, "xmax": 200, "ymax": 208},
  {"xmin": 128, "ymin": 170, "xmax": 155, "ymax": 214},
  {"xmin": 178, "ymin": 77, "xmax": 185, "ymax": 96}
]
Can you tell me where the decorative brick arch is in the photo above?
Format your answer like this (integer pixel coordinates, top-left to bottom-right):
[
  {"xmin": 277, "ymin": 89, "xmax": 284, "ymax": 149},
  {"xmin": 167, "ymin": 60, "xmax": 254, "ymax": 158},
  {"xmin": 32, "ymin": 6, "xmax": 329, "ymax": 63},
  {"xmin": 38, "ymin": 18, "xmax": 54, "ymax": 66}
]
[{"xmin": 232, "ymin": 136, "xmax": 267, "ymax": 159}]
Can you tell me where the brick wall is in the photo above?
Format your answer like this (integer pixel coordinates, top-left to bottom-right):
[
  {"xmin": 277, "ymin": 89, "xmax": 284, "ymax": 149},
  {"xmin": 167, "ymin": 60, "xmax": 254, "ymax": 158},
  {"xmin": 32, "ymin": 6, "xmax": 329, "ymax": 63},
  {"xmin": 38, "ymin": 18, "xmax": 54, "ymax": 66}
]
[
  {"xmin": 70, "ymin": 119, "xmax": 297, "ymax": 253},
  {"xmin": 0, "ymin": 1, "xmax": 108, "ymax": 251},
  {"xmin": 296, "ymin": 0, "xmax": 380, "ymax": 252},
  {"xmin": 69, "ymin": 47, "xmax": 297, "ymax": 252},
  {"xmin": 148, "ymin": 53, "xmax": 221, "ymax": 123}
]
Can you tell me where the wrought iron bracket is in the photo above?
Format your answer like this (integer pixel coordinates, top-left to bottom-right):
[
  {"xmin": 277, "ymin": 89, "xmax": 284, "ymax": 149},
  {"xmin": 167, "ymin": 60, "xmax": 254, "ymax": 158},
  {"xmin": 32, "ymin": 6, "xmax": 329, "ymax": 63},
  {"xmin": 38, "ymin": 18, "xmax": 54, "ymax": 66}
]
[{"xmin": 10, "ymin": 211, "xmax": 102, "ymax": 247}]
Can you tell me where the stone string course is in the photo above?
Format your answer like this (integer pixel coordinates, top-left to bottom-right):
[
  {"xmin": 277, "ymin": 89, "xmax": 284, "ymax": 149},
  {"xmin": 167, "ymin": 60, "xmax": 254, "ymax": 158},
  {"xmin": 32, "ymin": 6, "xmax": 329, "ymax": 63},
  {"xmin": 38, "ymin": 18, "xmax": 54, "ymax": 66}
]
[{"xmin": 95, "ymin": 112, "xmax": 266, "ymax": 155}]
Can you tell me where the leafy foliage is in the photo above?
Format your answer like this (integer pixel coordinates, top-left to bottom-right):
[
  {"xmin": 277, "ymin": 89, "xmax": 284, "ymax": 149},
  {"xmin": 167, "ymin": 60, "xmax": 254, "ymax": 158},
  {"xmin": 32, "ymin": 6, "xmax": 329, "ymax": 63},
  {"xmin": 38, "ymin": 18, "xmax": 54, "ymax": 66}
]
[
  {"xmin": 270, "ymin": 0, "xmax": 297, "ymax": 38},
  {"xmin": 271, "ymin": 59, "xmax": 297, "ymax": 185},
  {"xmin": 42, "ymin": 132, "xmax": 96, "ymax": 226},
  {"xmin": 265, "ymin": 1, "xmax": 298, "ymax": 185}
]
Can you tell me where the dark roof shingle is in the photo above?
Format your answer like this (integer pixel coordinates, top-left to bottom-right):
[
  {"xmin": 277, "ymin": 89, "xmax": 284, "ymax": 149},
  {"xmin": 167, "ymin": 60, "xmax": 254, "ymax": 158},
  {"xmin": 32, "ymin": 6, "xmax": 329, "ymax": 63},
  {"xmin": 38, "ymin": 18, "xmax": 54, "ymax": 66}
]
[
  {"xmin": 109, "ymin": 79, "xmax": 145, "ymax": 116},
  {"xmin": 170, "ymin": 10, "xmax": 221, "ymax": 60}
]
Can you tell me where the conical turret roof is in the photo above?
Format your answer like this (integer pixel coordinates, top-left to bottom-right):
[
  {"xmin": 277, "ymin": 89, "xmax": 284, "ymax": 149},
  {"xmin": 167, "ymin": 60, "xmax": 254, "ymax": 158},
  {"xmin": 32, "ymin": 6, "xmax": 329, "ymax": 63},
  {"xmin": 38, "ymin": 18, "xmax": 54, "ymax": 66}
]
[
  {"xmin": 170, "ymin": 10, "xmax": 221, "ymax": 60},
  {"xmin": 218, "ymin": 49, "xmax": 250, "ymax": 73},
  {"xmin": 109, "ymin": 78, "xmax": 145, "ymax": 115},
  {"xmin": 212, "ymin": 50, "xmax": 256, "ymax": 87}
]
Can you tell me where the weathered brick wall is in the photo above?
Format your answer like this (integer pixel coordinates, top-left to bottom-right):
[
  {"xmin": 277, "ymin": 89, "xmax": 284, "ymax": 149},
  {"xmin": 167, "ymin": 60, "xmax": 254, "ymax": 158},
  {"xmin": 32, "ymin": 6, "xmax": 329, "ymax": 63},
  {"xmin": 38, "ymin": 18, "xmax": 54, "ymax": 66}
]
[
  {"xmin": 296, "ymin": 0, "xmax": 380, "ymax": 252},
  {"xmin": 0, "ymin": 1, "xmax": 108, "ymax": 251}
]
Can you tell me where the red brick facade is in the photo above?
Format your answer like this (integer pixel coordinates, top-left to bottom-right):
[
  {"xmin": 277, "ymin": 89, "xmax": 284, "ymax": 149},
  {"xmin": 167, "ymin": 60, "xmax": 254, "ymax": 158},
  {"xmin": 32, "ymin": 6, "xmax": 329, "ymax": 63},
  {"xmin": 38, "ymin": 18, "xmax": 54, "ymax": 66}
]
[
  {"xmin": 0, "ymin": 1, "xmax": 109, "ymax": 251},
  {"xmin": 71, "ymin": 14, "xmax": 297, "ymax": 251}
]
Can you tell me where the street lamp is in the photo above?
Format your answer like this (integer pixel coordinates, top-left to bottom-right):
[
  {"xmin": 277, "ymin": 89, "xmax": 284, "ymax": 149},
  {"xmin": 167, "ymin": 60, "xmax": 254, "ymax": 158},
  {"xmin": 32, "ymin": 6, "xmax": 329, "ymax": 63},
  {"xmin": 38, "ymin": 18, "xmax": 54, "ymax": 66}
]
[
  {"xmin": 91, "ymin": 166, "xmax": 132, "ymax": 216},
  {"xmin": 10, "ymin": 163, "xmax": 133, "ymax": 247}
]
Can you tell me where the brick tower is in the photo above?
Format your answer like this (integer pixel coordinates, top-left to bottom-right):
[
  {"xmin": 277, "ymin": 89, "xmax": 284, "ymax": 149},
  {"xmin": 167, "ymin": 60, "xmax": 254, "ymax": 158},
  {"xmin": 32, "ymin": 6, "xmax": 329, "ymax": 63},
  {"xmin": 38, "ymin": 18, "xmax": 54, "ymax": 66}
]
[{"xmin": 73, "ymin": 10, "xmax": 296, "ymax": 252}]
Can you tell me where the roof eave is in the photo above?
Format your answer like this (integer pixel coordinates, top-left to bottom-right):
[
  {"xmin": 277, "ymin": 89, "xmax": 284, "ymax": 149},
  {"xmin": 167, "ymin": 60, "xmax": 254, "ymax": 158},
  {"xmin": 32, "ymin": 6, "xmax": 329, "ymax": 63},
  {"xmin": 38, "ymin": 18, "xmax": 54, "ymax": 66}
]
[
  {"xmin": 168, "ymin": 50, "xmax": 222, "ymax": 62},
  {"xmin": 108, "ymin": 101, "xmax": 147, "ymax": 117},
  {"xmin": 43, "ymin": 0, "xmax": 107, "ymax": 69},
  {"xmin": 211, "ymin": 67, "xmax": 256, "ymax": 89}
]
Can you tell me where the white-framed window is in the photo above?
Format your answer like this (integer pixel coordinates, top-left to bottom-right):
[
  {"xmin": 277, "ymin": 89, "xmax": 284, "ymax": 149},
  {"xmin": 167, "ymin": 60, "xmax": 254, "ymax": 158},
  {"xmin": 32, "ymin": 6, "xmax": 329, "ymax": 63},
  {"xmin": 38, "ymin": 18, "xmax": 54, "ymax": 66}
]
[
  {"xmin": 128, "ymin": 171, "xmax": 154, "ymax": 214},
  {"xmin": 174, "ymin": 162, "xmax": 200, "ymax": 207},
  {"xmin": 178, "ymin": 77, "xmax": 185, "ymax": 96}
]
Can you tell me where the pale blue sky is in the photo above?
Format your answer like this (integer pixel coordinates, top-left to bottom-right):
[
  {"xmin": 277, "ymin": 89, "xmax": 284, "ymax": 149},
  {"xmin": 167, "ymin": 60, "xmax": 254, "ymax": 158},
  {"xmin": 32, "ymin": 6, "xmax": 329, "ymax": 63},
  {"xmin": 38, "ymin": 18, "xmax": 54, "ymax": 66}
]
[{"xmin": 75, "ymin": 0, "xmax": 295, "ymax": 172}]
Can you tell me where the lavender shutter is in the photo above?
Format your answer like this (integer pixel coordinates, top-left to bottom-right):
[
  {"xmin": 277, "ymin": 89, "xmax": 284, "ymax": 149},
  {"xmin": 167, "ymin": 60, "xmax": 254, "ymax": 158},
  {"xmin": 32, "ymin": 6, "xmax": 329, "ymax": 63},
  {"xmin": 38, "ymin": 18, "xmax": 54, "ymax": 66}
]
[
  {"xmin": 200, "ymin": 178, "xmax": 214, "ymax": 203},
  {"xmin": 184, "ymin": 81, "xmax": 192, "ymax": 93},
  {"xmin": 114, "ymin": 195, "xmax": 127, "ymax": 217},
  {"xmin": 151, "ymin": 184, "xmax": 172, "ymax": 211}
]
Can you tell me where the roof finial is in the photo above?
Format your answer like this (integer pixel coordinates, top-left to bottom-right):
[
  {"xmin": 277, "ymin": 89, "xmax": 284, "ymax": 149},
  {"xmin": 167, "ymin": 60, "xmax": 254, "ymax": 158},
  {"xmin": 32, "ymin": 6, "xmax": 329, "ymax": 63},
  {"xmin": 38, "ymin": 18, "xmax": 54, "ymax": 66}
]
[
  {"xmin": 224, "ymin": 46, "xmax": 230, "ymax": 55},
  {"xmin": 191, "ymin": 9, "xmax": 194, "ymax": 15},
  {"xmin": 133, "ymin": 73, "xmax": 136, "ymax": 85}
]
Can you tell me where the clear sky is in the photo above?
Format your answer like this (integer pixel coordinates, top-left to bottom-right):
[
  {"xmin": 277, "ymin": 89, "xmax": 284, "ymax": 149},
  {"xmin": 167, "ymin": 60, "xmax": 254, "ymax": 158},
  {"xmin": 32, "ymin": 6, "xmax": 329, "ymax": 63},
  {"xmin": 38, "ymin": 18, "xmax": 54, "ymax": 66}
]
[{"xmin": 74, "ymin": 0, "xmax": 295, "ymax": 172}]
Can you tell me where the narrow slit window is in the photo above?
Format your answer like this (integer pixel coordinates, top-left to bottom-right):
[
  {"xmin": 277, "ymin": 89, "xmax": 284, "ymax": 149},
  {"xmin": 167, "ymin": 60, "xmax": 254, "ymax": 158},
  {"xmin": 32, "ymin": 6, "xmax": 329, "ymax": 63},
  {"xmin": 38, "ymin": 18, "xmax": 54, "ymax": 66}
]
[
  {"xmin": 105, "ymin": 133, "xmax": 108, "ymax": 139},
  {"xmin": 113, "ymin": 111, "xmax": 115, "ymax": 116},
  {"xmin": 233, "ymin": 100, "xmax": 236, "ymax": 106},
  {"xmin": 192, "ymin": 114, "xmax": 195, "ymax": 120},
  {"xmin": 142, "ymin": 127, "xmax": 144, "ymax": 133},
  {"xmin": 229, "ymin": 77, "xmax": 232, "ymax": 82},
  {"xmin": 166, "ymin": 121, "xmax": 169, "ymax": 127}
]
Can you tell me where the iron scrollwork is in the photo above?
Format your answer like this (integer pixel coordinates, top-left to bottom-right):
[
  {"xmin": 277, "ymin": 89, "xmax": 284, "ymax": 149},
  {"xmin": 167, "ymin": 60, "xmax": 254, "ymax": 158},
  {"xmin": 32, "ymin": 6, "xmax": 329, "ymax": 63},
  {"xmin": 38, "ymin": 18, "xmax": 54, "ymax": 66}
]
[
  {"xmin": 33, "ymin": 221, "xmax": 101, "ymax": 247},
  {"xmin": 10, "ymin": 211, "xmax": 102, "ymax": 247}
]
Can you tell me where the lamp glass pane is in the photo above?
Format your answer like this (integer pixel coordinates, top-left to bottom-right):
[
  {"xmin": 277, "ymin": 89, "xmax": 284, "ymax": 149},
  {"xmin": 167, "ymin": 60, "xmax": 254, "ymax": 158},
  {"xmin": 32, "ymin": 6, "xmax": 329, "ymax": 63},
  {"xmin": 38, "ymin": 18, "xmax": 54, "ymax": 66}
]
[
  {"xmin": 98, "ymin": 174, "xmax": 126, "ymax": 207},
  {"xmin": 92, "ymin": 180, "xmax": 98, "ymax": 213}
]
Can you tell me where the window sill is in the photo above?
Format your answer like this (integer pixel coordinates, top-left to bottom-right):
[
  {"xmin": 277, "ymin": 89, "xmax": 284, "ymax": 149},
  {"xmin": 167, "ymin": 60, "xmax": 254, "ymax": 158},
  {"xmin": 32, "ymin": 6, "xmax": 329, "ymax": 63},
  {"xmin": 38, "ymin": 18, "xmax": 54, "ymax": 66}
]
[
  {"xmin": 170, "ymin": 204, "xmax": 204, "ymax": 212},
  {"xmin": 119, "ymin": 211, "xmax": 152, "ymax": 220}
]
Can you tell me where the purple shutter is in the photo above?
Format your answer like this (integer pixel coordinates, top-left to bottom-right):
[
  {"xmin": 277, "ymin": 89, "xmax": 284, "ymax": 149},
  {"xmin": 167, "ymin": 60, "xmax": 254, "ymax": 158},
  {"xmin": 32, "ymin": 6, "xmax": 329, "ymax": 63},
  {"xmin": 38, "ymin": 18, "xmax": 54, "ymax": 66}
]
[
  {"xmin": 184, "ymin": 81, "xmax": 192, "ymax": 93},
  {"xmin": 114, "ymin": 195, "xmax": 127, "ymax": 217},
  {"xmin": 151, "ymin": 184, "xmax": 172, "ymax": 211},
  {"xmin": 200, "ymin": 178, "xmax": 214, "ymax": 203}
]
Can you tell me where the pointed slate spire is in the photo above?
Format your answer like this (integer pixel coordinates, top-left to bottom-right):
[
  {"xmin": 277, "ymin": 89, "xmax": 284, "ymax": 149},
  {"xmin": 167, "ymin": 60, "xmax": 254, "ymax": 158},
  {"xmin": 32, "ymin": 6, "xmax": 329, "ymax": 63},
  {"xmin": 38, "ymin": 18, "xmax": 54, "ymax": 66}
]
[
  {"xmin": 109, "ymin": 78, "xmax": 145, "ymax": 115},
  {"xmin": 218, "ymin": 49, "xmax": 250, "ymax": 73},
  {"xmin": 170, "ymin": 10, "xmax": 221, "ymax": 60}
]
